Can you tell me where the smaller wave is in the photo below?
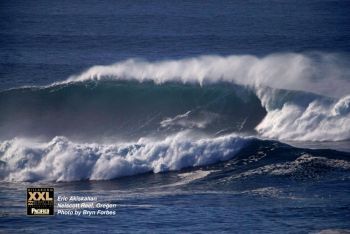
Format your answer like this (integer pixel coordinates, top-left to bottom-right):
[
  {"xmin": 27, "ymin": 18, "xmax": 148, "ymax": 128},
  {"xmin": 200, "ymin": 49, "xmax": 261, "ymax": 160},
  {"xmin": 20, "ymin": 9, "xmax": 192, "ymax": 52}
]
[
  {"xmin": 228, "ymin": 154, "xmax": 350, "ymax": 180},
  {"xmin": 0, "ymin": 132, "xmax": 249, "ymax": 182}
]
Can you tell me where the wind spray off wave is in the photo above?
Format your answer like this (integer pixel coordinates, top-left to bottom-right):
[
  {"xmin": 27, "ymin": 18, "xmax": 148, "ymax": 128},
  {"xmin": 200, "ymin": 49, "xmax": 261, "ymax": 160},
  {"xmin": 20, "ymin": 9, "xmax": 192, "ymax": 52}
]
[{"xmin": 65, "ymin": 53, "xmax": 350, "ymax": 98}]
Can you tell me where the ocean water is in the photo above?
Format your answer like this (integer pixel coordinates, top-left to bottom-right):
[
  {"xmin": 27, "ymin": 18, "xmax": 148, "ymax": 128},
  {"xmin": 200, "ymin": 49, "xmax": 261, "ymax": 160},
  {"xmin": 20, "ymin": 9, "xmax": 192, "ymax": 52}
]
[{"xmin": 1, "ymin": 0, "xmax": 350, "ymax": 233}]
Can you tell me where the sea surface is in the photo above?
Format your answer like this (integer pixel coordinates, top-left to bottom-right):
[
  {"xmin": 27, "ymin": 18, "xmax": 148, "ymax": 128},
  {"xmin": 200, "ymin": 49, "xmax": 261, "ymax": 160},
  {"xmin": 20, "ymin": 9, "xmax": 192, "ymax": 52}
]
[{"xmin": 1, "ymin": 0, "xmax": 350, "ymax": 233}]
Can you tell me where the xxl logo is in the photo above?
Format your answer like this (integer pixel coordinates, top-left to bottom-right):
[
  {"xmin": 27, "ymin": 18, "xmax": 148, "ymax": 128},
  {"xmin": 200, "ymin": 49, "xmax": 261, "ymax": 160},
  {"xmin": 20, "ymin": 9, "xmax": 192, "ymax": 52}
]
[
  {"xmin": 28, "ymin": 192, "xmax": 53, "ymax": 201},
  {"xmin": 27, "ymin": 188, "xmax": 54, "ymax": 216}
]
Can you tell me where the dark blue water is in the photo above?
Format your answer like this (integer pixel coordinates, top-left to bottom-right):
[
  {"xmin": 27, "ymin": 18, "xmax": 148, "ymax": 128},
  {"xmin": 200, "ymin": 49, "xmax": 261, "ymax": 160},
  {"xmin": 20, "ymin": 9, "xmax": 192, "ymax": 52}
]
[
  {"xmin": 1, "ymin": 0, "xmax": 350, "ymax": 89},
  {"xmin": 1, "ymin": 1, "xmax": 350, "ymax": 233}
]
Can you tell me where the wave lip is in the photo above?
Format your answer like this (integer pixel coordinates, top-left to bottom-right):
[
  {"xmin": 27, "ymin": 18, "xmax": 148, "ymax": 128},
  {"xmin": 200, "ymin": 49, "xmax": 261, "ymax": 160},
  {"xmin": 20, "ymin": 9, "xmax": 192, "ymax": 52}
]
[{"xmin": 0, "ymin": 132, "xmax": 250, "ymax": 182}]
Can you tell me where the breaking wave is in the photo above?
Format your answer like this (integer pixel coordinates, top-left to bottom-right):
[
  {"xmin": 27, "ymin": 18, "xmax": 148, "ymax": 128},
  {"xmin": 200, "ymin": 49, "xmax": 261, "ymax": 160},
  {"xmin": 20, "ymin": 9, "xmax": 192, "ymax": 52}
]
[
  {"xmin": 0, "ymin": 52, "xmax": 350, "ymax": 182},
  {"xmin": 1, "ymin": 53, "xmax": 350, "ymax": 141}
]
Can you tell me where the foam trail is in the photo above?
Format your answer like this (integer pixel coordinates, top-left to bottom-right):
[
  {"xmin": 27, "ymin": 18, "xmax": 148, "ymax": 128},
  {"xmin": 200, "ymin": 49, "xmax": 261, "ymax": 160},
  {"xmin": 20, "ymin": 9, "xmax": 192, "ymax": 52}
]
[
  {"xmin": 65, "ymin": 53, "xmax": 350, "ymax": 98},
  {"xmin": 0, "ymin": 132, "xmax": 249, "ymax": 182},
  {"xmin": 160, "ymin": 111, "xmax": 219, "ymax": 129}
]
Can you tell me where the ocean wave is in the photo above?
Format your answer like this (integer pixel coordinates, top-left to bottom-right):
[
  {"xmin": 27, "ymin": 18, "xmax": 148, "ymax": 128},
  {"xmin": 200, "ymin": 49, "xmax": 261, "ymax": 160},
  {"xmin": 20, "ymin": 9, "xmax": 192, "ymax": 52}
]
[
  {"xmin": 36, "ymin": 52, "xmax": 350, "ymax": 142},
  {"xmin": 0, "ymin": 53, "xmax": 349, "ymax": 142},
  {"xmin": 62, "ymin": 52, "xmax": 350, "ymax": 141}
]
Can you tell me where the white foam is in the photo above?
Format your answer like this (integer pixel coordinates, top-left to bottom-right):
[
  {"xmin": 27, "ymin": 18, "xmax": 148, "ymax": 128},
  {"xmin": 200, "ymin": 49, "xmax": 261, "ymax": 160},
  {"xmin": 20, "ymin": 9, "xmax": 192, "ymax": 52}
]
[
  {"xmin": 256, "ymin": 95, "xmax": 350, "ymax": 141},
  {"xmin": 0, "ymin": 132, "xmax": 249, "ymax": 182}
]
